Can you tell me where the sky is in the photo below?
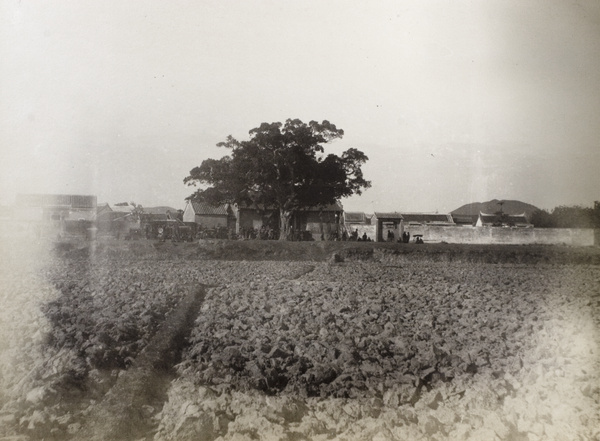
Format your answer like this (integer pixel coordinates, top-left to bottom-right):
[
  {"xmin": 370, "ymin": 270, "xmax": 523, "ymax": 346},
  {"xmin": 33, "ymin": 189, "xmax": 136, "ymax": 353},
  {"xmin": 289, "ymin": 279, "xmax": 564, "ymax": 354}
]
[{"xmin": 1, "ymin": 0, "xmax": 599, "ymax": 213}]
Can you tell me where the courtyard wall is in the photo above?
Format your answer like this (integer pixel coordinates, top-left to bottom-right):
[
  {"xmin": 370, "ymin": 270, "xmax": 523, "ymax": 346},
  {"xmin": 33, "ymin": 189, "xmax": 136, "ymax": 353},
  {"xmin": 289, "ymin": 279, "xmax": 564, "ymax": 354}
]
[{"xmin": 409, "ymin": 226, "xmax": 595, "ymax": 246}]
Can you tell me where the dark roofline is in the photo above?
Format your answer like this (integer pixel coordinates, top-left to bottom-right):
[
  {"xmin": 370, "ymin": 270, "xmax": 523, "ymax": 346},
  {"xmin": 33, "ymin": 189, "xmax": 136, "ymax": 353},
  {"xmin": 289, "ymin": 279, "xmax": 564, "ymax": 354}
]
[
  {"xmin": 399, "ymin": 212, "xmax": 454, "ymax": 223},
  {"xmin": 374, "ymin": 212, "xmax": 404, "ymax": 220}
]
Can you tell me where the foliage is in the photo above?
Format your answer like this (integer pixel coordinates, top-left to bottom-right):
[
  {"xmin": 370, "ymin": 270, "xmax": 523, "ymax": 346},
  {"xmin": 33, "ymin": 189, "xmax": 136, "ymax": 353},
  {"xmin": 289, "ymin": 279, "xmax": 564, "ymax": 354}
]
[
  {"xmin": 530, "ymin": 208, "xmax": 555, "ymax": 228},
  {"xmin": 184, "ymin": 119, "xmax": 370, "ymax": 239},
  {"xmin": 531, "ymin": 204, "xmax": 599, "ymax": 228}
]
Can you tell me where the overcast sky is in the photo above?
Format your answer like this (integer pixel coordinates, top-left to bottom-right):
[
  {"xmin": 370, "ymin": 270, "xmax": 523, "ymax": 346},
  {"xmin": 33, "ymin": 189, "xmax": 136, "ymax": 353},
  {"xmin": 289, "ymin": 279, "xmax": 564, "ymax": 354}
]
[{"xmin": 1, "ymin": 0, "xmax": 599, "ymax": 213}]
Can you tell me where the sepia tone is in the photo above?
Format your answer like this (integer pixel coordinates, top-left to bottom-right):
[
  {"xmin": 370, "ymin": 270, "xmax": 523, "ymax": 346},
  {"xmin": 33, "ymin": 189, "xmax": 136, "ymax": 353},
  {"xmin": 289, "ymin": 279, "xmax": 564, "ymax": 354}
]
[{"xmin": 1, "ymin": 1, "xmax": 599, "ymax": 440}]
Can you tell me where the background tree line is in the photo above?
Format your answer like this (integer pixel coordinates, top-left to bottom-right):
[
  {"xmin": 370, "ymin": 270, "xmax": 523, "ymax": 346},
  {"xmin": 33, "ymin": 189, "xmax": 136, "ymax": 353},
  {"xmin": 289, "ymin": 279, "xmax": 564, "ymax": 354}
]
[{"xmin": 531, "ymin": 202, "xmax": 600, "ymax": 228}]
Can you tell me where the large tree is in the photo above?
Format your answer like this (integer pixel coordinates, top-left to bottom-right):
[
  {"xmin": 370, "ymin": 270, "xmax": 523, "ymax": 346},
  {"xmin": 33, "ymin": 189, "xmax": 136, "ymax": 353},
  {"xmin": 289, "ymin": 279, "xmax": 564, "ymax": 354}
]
[{"xmin": 184, "ymin": 119, "xmax": 370, "ymax": 239}]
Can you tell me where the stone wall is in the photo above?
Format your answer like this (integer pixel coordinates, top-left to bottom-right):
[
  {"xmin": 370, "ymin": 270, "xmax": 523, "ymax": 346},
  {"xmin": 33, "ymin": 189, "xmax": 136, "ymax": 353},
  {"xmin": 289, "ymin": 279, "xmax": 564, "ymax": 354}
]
[{"xmin": 407, "ymin": 226, "xmax": 596, "ymax": 246}]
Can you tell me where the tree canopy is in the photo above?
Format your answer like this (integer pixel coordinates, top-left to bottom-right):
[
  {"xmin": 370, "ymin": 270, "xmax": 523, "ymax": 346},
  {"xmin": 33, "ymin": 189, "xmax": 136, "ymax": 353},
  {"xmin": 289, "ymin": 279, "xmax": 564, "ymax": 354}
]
[
  {"xmin": 184, "ymin": 119, "xmax": 370, "ymax": 238},
  {"xmin": 530, "ymin": 204, "xmax": 600, "ymax": 228}
]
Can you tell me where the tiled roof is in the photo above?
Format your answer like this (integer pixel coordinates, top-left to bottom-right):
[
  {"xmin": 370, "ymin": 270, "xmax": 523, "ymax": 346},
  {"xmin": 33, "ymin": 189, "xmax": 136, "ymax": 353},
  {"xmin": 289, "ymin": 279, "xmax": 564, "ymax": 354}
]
[
  {"xmin": 452, "ymin": 214, "xmax": 478, "ymax": 225},
  {"xmin": 400, "ymin": 213, "xmax": 454, "ymax": 223},
  {"xmin": 191, "ymin": 201, "xmax": 230, "ymax": 216},
  {"xmin": 96, "ymin": 203, "xmax": 112, "ymax": 215},
  {"xmin": 479, "ymin": 212, "xmax": 531, "ymax": 225},
  {"xmin": 344, "ymin": 212, "xmax": 367, "ymax": 223},
  {"xmin": 374, "ymin": 212, "xmax": 404, "ymax": 220}
]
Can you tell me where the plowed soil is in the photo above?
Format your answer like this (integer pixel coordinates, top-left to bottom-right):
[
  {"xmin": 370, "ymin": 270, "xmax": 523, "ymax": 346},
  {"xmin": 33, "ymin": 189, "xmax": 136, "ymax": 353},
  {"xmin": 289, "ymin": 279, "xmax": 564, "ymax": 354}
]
[{"xmin": 1, "ymin": 237, "xmax": 598, "ymax": 441}]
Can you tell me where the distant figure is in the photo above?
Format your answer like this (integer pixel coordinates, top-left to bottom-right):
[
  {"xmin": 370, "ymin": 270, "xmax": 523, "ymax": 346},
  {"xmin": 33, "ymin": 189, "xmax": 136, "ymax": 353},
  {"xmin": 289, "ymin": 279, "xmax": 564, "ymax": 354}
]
[
  {"xmin": 362, "ymin": 232, "xmax": 368, "ymax": 241},
  {"xmin": 387, "ymin": 230, "xmax": 394, "ymax": 242},
  {"xmin": 416, "ymin": 236, "xmax": 424, "ymax": 244}
]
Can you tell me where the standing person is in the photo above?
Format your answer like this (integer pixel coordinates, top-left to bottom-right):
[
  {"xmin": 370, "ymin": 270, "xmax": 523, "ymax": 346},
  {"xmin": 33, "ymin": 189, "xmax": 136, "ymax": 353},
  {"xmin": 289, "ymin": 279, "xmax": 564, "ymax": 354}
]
[{"xmin": 387, "ymin": 229, "xmax": 394, "ymax": 242}]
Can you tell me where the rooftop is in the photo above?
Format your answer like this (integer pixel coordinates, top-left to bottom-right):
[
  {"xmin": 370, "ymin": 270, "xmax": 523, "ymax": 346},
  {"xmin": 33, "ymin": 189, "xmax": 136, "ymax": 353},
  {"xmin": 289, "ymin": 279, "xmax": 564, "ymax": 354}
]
[{"xmin": 190, "ymin": 201, "xmax": 230, "ymax": 216}]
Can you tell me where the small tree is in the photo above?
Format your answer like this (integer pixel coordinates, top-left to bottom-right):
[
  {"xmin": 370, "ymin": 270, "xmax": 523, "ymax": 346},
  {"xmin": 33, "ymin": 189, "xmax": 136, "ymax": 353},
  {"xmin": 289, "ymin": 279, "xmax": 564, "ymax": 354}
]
[{"xmin": 184, "ymin": 119, "xmax": 371, "ymax": 239}]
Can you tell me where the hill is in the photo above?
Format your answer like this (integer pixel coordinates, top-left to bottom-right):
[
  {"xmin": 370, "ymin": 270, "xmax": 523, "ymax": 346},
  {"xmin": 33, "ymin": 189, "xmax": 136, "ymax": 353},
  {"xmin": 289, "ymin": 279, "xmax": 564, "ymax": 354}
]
[{"xmin": 451, "ymin": 199, "xmax": 539, "ymax": 218}]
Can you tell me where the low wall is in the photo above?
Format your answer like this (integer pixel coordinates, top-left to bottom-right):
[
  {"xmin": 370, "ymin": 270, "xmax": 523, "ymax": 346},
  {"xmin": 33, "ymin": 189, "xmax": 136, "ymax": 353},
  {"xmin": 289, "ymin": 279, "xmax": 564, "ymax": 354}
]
[
  {"xmin": 308, "ymin": 224, "xmax": 377, "ymax": 241},
  {"xmin": 410, "ymin": 226, "xmax": 595, "ymax": 246},
  {"xmin": 346, "ymin": 224, "xmax": 377, "ymax": 241}
]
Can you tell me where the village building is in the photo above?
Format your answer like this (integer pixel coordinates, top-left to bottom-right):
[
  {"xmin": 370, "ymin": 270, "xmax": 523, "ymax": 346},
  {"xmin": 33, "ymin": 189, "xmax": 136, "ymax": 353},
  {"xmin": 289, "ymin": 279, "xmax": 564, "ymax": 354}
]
[
  {"xmin": 294, "ymin": 202, "xmax": 344, "ymax": 240},
  {"xmin": 96, "ymin": 204, "xmax": 119, "ymax": 235},
  {"xmin": 373, "ymin": 212, "xmax": 403, "ymax": 242},
  {"xmin": 231, "ymin": 202, "xmax": 277, "ymax": 235},
  {"xmin": 15, "ymin": 194, "xmax": 97, "ymax": 222},
  {"xmin": 400, "ymin": 213, "xmax": 455, "ymax": 239},
  {"xmin": 13, "ymin": 194, "xmax": 97, "ymax": 237},
  {"xmin": 231, "ymin": 202, "xmax": 343, "ymax": 240},
  {"xmin": 95, "ymin": 204, "xmax": 137, "ymax": 238},
  {"xmin": 182, "ymin": 201, "xmax": 235, "ymax": 230},
  {"xmin": 343, "ymin": 211, "xmax": 375, "ymax": 241},
  {"xmin": 96, "ymin": 203, "xmax": 132, "ymax": 222},
  {"xmin": 344, "ymin": 212, "xmax": 369, "ymax": 226},
  {"xmin": 475, "ymin": 212, "xmax": 533, "ymax": 228},
  {"xmin": 373, "ymin": 212, "xmax": 455, "ymax": 242},
  {"xmin": 452, "ymin": 214, "xmax": 479, "ymax": 226}
]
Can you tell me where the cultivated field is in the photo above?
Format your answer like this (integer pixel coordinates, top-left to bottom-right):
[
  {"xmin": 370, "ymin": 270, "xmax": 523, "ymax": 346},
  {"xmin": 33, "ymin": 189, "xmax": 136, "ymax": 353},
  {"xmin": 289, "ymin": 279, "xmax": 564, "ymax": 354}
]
[{"xmin": 0, "ymin": 238, "xmax": 599, "ymax": 441}]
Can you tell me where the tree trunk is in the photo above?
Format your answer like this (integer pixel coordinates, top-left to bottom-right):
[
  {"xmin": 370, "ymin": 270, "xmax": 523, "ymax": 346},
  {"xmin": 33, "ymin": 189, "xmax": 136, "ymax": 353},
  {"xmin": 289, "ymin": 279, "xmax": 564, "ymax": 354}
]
[{"xmin": 279, "ymin": 208, "xmax": 292, "ymax": 241}]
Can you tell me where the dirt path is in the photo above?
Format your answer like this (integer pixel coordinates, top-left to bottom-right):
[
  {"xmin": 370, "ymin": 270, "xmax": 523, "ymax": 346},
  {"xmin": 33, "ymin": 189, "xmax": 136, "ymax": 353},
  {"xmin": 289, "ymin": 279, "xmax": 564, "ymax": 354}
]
[{"xmin": 73, "ymin": 283, "xmax": 206, "ymax": 441}]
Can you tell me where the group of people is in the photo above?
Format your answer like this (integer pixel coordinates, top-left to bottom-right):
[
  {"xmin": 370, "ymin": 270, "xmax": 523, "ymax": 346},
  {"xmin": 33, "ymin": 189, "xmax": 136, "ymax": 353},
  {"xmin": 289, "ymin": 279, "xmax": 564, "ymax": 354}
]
[
  {"xmin": 341, "ymin": 229, "xmax": 372, "ymax": 242},
  {"xmin": 238, "ymin": 225, "xmax": 278, "ymax": 240},
  {"xmin": 387, "ymin": 230, "xmax": 424, "ymax": 244},
  {"xmin": 184, "ymin": 223, "xmax": 425, "ymax": 243}
]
